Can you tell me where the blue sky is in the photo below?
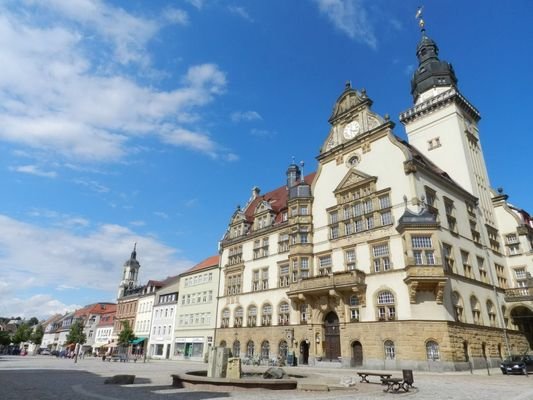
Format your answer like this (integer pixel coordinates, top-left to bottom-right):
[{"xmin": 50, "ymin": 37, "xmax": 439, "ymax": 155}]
[{"xmin": 0, "ymin": 0, "xmax": 531, "ymax": 319}]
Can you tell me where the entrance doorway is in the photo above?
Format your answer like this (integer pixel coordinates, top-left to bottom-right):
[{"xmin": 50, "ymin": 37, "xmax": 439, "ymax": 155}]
[
  {"xmin": 351, "ymin": 341, "xmax": 363, "ymax": 367},
  {"xmin": 511, "ymin": 306, "xmax": 533, "ymax": 349},
  {"xmin": 299, "ymin": 341, "xmax": 309, "ymax": 365},
  {"xmin": 324, "ymin": 312, "xmax": 341, "ymax": 361}
]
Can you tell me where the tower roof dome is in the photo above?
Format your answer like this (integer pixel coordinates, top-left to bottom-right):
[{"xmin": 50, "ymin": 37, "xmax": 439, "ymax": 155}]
[{"xmin": 411, "ymin": 31, "xmax": 458, "ymax": 102}]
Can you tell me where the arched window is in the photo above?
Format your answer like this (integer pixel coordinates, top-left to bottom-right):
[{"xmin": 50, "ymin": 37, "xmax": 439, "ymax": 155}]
[
  {"xmin": 248, "ymin": 305, "xmax": 257, "ymax": 327},
  {"xmin": 426, "ymin": 340, "xmax": 440, "ymax": 361},
  {"xmin": 246, "ymin": 340, "xmax": 254, "ymax": 357},
  {"xmin": 278, "ymin": 302, "xmax": 290, "ymax": 325},
  {"xmin": 470, "ymin": 296, "xmax": 481, "ymax": 324},
  {"xmin": 377, "ymin": 291, "xmax": 395, "ymax": 321},
  {"xmin": 234, "ymin": 307, "xmax": 243, "ymax": 327},
  {"xmin": 221, "ymin": 308, "xmax": 230, "ymax": 328},
  {"xmin": 232, "ymin": 340, "xmax": 240, "ymax": 358},
  {"xmin": 349, "ymin": 295, "xmax": 360, "ymax": 321},
  {"xmin": 384, "ymin": 340, "xmax": 395, "ymax": 359},
  {"xmin": 261, "ymin": 340, "xmax": 270, "ymax": 359},
  {"xmin": 452, "ymin": 291, "xmax": 464, "ymax": 322},
  {"xmin": 486, "ymin": 300, "xmax": 496, "ymax": 326},
  {"xmin": 262, "ymin": 303, "xmax": 272, "ymax": 326},
  {"xmin": 278, "ymin": 340, "xmax": 288, "ymax": 361}
]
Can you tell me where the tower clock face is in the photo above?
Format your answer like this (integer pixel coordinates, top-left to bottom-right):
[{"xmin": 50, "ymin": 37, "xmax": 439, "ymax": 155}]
[{"xmin": 343, "ymin": 121, "xmax": 360, "ymax": 139}]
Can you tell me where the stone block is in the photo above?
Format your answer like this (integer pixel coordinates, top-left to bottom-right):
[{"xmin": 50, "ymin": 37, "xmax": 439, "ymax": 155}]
[
  {"xmin": 227, "ymin": 357, "xmax": 241, "ymax": 379},
  {"xmin": 104, "ymin": 375, "xmax": 135, "ymax": 385}
]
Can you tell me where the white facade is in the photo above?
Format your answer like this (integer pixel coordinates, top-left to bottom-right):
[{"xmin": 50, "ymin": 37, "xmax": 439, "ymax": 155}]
[
  {"xmin": 173, "ymin": 256, "xmax": 219, "ymax": 361},
  {"xmin": 148, "ymin": 277, "xmax": 179, "ymax": 359}
]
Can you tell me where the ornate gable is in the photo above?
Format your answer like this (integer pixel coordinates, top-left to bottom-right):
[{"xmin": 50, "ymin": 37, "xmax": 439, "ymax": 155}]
[
  {"xmin": 254, "ymin": 200, "xmax": 273, "ymax": 215},
  {"xmin": 334, "ymin": 169, "xmax": 376, "ymax": 194},
  {"xmin": 321, "ymin": 83, "xmax": 387, "ymax": 154}
]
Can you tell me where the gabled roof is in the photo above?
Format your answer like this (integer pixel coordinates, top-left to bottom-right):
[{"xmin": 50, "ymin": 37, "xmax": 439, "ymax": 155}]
[
  {"xmin": 242, "ymin": 173, "xmax": 316, "ymax": 225},
  {"xmin": 73, "ymin": 302, "xmax": 116, "ymax": 318},
  {"xmin": 181, "ymin": 255, "xmax": 219, "ymax": 276}
]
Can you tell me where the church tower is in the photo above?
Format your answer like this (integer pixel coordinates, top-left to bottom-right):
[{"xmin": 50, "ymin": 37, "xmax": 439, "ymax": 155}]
[
  {"xmin": 400, "ymin": 13, "xmax": 495, "ymax": 226},
  {"xmin": 117, "ymin": 244, "xmax": 141, "ymax": 299}
]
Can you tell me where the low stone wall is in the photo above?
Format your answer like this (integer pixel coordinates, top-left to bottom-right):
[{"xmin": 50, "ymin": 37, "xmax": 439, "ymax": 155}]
[{"xmin": 172, "ymin": 371, "xmax": 298, "ymax": 391}]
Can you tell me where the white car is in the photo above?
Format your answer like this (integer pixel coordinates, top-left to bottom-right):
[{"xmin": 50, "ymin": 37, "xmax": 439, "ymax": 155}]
[{"xmin": 40, "ymin": 349, "xmax": 51, "ymax": 355}]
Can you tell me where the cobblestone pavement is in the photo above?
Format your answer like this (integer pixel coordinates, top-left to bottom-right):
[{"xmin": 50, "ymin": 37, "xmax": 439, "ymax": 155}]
[{"xmin": 1, "ymin": 355, "xmax": 532, "ymax": 400}]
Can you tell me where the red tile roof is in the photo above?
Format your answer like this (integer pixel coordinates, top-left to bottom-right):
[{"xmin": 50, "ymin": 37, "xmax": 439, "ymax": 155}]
[
  {"xmin": 243, "ymin": 173, "xmax": 315, "ymax": 224},
  {"xmin": 182, "ymin": 255, "xmax": 219, "ymax": 275},
  {"xmin": 73, "ymin": 302, "xmax": 116, "ymax": 318}
]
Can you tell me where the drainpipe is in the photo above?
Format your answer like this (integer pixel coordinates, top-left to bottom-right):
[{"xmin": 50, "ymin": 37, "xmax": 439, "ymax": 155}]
[{"xmin": 477, "ymin": 205, "xmax": 512, "ymax": 358}]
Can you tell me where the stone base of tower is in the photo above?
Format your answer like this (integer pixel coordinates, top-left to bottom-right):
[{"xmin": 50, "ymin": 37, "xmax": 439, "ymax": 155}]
[{"xmin": 216, "ymin": 321, "xmax": 528, "ymax": 372}]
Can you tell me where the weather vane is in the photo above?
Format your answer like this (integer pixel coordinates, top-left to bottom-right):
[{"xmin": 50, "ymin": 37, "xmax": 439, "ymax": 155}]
[{"xmin": 415, "ymin": 6, "xmax": 425, "ymax": 32}]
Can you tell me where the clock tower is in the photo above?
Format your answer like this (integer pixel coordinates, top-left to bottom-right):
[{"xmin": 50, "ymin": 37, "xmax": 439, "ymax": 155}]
[
  {"xmin": 400, "ymin": 25, "xmax": 495, "ymax": 225},
  {"xmin": 321, "ymin": 82, "xmax": 387, "ymax": 154}
]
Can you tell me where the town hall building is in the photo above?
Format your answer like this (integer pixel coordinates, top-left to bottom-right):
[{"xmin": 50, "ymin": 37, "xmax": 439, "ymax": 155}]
[{"xmin": 215, "ymin": 23, "xmax": 533, "ymax": 371}]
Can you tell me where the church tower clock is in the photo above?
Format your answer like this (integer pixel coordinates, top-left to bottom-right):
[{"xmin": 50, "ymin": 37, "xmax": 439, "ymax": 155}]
[
  {"xmin": 117, "ymin": 244, "xmax": 141, "ymax": 299},
  {"xmin": 400, "ymin": 16, "xmax": 495, "ymax": 226}
]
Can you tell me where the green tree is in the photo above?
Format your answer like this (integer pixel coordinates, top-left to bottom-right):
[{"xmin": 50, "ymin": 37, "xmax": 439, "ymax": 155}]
[
  {"xmin": 11, "ymin": 323, "xmax": 31, "ymax": 345},
  {"xmin": 117, "ymin": 321, "xmax": 136, "ymax": 353},
  {"xmin": 0, "ymin": 331, "xmax": 11, "ymax": 347},
  {"xmin": 66, "ymin": 320, "xmax": 86, "ymax": 346},
  {"xmin": 30, "ymin": 324, "xmax": 44, "ymax": 346},
  {"xmin": 28, "ymin": 317, "xmax": 39, "ymax": 326}
]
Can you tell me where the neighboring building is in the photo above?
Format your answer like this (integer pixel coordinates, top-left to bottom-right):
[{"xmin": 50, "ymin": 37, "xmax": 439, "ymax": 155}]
[
  {"xmin": 40, "ymin": 314, "xmax": 63, "ymax": 350},
  {"xmin": 73, "ymin": 302, "xmax": 116, "ymax": 355},
  {"xmin": 215, "ymin": 23, "xmax": 532, "ymax": 371},
  {"xmin": 173, "ymin": 255, "xmax": 219, "ymax": 361},
  {"xmin": 148, "ymin": 276, "xmax": 180, "ymax": 359},
  {"xmin": 93, "ymin": 305, "xmax": 116, "ymax": 356},
  {"xmin": 55, "ymin": 312, "xmax": 75, "ymax": 351},
  {"xmin": 133, "ymin": 280, "xmax": 163, "ymax": 356}
]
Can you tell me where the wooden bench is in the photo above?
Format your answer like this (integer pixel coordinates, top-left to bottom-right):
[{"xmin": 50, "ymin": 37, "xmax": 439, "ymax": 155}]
[
  {"xmin": 357, "ymin": 372, "xmax": 392, "ymax": 383},
  {"xmin": 382, "ymin": 370, "xmax": 415, "ymax": 393}
]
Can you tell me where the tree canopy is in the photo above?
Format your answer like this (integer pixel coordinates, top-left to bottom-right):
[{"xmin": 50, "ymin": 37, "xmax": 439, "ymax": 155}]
[
  {"xmin": 11, "ymin": 323, "xmax": 31, "ymax": 344},
  {"xmin": 66, "ymin": 320, "xmax": 86, "ymax": 345},
  {"xmin": 30, "ymin": 324, "xmax": 44, "ymax": 346},
  {"xmin": 0, "ymin": 331, "xmax": 11, "ymax": 346},
  {"xmin": 117, "ymin": 320, "xmax": 136, "ymax": 348}
]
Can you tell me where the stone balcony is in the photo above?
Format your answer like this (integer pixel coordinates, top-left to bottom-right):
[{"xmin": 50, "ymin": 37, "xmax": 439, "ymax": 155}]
[
  {"xmin": 505, "ymin": 286, "xmax": 533, "ymax": 302},
  {"xmin": 287, "ymin": 270, "xmax": 366, "ymax": 300},
  {"xmin": 403, "ymin": 260, "xmax": 447, "ymax": 304}
]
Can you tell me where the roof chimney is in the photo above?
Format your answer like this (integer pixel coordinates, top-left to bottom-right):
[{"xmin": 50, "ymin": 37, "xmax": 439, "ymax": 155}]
[{"xmin": 252, "ymin": 186, "xmax": 261, "ymax": 199}]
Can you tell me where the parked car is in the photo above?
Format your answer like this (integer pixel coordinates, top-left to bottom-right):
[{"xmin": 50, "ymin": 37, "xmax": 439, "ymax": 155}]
[
  {"xmin": 40, "ymin": 349, "xmax": 51, "ymax": 355},
  {"xmin": 500, "ymin": 355, "xmax": 533, "ymax": 375}
]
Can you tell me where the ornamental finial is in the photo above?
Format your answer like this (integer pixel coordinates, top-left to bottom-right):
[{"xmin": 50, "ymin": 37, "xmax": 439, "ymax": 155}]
[{"xmin": 415, "ymin": 6, "xmax": 425, "ymax": 33}]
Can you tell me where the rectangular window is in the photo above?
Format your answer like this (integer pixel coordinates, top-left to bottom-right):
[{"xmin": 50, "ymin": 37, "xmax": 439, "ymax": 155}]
[
  {"xmin": 364, "ymin": 199, "xmax": 373, "ymax": 213},
  {"xmin": 366, "ymin": 216, "xmax": 374, "ymax": 230},
  {"xmin": 379, "ymin": 195, "xmax": 391, "ymax": 210},
  {"xmin": 318, "ymin": 255, "xmax": 332, "ymax": 275},
  {"xmin": 345, "ymin": 249, "xmax": 356, "ymax": 270},
  {"xmin": 355, "ymin": 219, "xmax": 363, "ymax": 232},
  {"xmin": 373, "ymin": 243, "xmax": 390, "ymax": 272},
  {"xmin": 279, "ymin": 264, "xmax": 290, "ymax": 287},
  {"xmin": 330, "ymin": 225, "xmax": 339, "ymax": 239},
  {"xmin": 380, "ymin": 211, "xmax": 392, "ymax": 225},
  {"xmin": 330, "ymin": 211, "xmax": 338, "ymax": 224},
  {"xmin": 354, "ymin": 203, "xmax": 362, "ymax": 217},
  {"xmin": 443, "ymin": 243, "xmax": 455, "ymax": 273},
  {"xmin": 345, "ymin": 221, "xmax": 353, "ymax": 235}
]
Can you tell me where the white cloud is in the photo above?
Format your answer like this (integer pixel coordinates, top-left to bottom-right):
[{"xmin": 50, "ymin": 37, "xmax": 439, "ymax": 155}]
[
  {"xmin": 153, "ymin": 211, "xmax": 169, "ymax": 219},
  {"xmin": 24, "ymin": 0, "xmax": 159, "ymax": 65},
  {"xmin": 129, "ymin": 220, "xmax": 146, "ymax": 227},
  {"xmin": 0, "ymin": 214, "xmax": 194, "ymax": 318},
  {"xmin": 0, "ymin": 295, "xmax": 82, "ymax": 319},
  {"xmin": 9, "ymin": 164, "xmax": 57, "ymax": 178},
  {"xmin": 314, "ymin": 0, "xmax": 377, "ymax": 48},
  {"xmin": 0, "ymin": 5, "xmax": 233, "ymax": 168},
  {"xmin": 231, "ymin": 110, "xmax": 262, "ymax": 122},
  {"xmin": 163, "ymin": 7, "xmax": 189, "ymax": 26},
  {"xmin": 72, "ymin": 178, "xmax": 110, "ymax": 193},
  {"xmin": 250, "ymin": 128, "xmax": 276, "ymax": 138},
  {"xmin": 228, "ymin": 6, "xmax": 253, "ymax": 22},
  {"xmin": 185, "ymin": 0, "xmax": 204, "ymax": 10}
]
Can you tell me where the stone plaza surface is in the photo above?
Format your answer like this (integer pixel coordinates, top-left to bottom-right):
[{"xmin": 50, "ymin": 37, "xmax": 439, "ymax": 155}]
[{"xmin": 1, "ymin": 355, "xmax": 532, "ymax": 400}]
